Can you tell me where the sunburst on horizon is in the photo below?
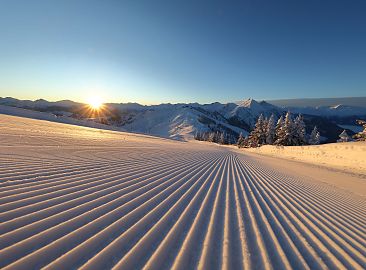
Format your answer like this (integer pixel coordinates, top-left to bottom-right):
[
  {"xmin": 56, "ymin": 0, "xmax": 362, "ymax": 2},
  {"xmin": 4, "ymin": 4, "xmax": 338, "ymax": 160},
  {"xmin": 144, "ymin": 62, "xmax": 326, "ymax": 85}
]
[{"xmin": 86, "ymin": 96, "xmax": 104, "ymax": 110}]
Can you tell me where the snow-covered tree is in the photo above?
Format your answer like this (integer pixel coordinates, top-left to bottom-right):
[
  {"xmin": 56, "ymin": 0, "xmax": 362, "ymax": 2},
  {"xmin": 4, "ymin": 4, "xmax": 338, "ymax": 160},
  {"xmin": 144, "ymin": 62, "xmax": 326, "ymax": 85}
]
[
  {"xmin": 338, "ymin": 130, "xmax": 352, "ymax": 142},
  {"xmin": 275, "ymin": 112, "xmax": 296, "ymax": 146},
  {"xmin": 247, "ymin": 114, "xmax": 266, "ymax": 147},
  {"xmin": 208, "ymin": 132, "xmax": 215, "ymax": 142},
  {"xmin": 219, "ymin": 132, "xmax": 226, "ymax": 144},
  {"xmin": 194, "ymin": 131, "xmax": 201, "ymax": 140},
  {"xmin": 265, "ymin": 114, "xmax": 276, "ymax": 145},
  {"xmin": 263, "ymin": 116, "xmax": 269, "ymax": 138},
  {"xmin": 309, "ymin": 126, "xmax": 320, "ymax": 145},
  {"xmin": 274, "ymin": 116, "xmax": 284, "ymax": 145},
  {"xmin": 201, "ymin": 132, "xmax": 206, "ymax": 141},
  {"xmin": 293, "ymin": 114, "xmax": 307, "ymax": 145},
  {"xmin": 285, "ymin": 112, "xmax": 298, "ymax": 146},
  {"xmin": 237, "ymin": 132, "xmax": 244, "ymax": 146},
  {"xmin": 353, "ymin": 120, "xmax": 366, "ymax": 141},
  {"xmin": 215, "ymin": 131, "xmax": 220, "ymax": 143}
]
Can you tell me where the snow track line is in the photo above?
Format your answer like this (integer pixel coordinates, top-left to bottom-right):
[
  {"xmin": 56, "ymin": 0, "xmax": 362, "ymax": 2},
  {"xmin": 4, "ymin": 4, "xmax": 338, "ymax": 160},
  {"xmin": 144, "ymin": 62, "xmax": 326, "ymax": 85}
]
[
  {"xmin": 0, "ymin": 151, "xmax": 206, "ymax": 205},
  {"xmin": 0, "ymin": 155, "xmax": 221, "ymax": 268},
  {"xmin": 239, "ymin": 157, "xmax": 366, "ymax": 240},
  {"xmin": 236, "ymin": 155, "xmax": 366, "ymax": 269},
  {"xmin": 0, "ymin": 116, "xmax": 365, "ymax": 269},
  {"xmin": 0, "ymin": 153, "xmax": 215, "ymax": 246},
  {"xmin": 0, "ymin": 153, "xmax": 223, "ymax": 266},
  {"xmin": 0, "ymin": 152, "xmax": 213, "ymax": 216}
]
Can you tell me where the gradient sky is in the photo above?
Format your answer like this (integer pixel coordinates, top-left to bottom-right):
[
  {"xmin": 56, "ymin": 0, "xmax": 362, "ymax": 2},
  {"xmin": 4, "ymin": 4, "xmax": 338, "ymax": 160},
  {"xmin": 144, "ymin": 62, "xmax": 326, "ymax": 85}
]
[{"xmin": 0, "ymin": 0, "xmax": 365, "ymax": 104}]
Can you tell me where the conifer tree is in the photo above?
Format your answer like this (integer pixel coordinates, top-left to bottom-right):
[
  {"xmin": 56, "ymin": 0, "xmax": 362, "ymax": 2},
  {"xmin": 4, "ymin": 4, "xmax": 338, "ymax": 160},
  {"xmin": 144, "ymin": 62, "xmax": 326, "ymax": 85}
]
[
  {"xmin": 208, "ymin": 132, "xmax": 215, "ymax": 142},
  {"xmin": 258, "ymin": 114, "xmax": 267, "ymax": 145},
  {"xmin": 275, "ymin": 112, "xmax": 298, "ymax": 146},
  {"xmin": 215, "ymin": 131, "xmax": 220, "ymax": 143},
  {"xmin": 194, "ymin": 131, "xmax": 201, "ymax": 141},
  {"xmin": 263, "ymin": 116, "xmax": 269, "ymax": 140},
  {"xmin": 294, "ymin": 114, "xmax": 307, "ymax": 145},
  {"xmin": 219, "ymin": 132, "xmax": 225, "ymax": 144},
  {"xmin": 266, "ymin": 114, "xmax": 276, "ymax": 145},
  {"xmin": 309, "ymin": 126, "xmax": 320, "ymax": 145},
  {"xmin": 237, "ymin": 132, "xmax": 244, "ymax": 146},
  {"xmin": 274, "ymin": 115, "xmax": 285, "ymax": 145},
  {"xmin": 243, "ymin": 135, "xmax": 249, "ymax": 147},
  {"xmin": 284, "ymin": 111, "xmax": 297, "ymax": 146},
  {"xmin": 248, "ymin": 114, "xmax": 267, "ymax": 147}
]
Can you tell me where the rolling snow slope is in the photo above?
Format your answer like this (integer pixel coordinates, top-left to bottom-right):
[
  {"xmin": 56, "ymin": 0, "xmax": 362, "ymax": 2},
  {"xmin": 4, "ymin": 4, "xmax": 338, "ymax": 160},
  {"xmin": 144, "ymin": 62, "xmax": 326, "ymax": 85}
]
[
  {"xmin": 0, "ymin": 114, "xmax": 365, "ymax": 269},
  {"xmin": 243, "ymin": 142, "xmax": 366, "ymax": 175}
]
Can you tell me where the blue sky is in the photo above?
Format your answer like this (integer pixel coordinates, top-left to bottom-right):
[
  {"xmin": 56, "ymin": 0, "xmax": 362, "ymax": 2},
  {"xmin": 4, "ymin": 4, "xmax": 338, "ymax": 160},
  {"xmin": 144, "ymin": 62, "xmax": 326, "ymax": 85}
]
[{"xmin": 0, "ymin": 0, "xmax": 365, "ymax": 104}]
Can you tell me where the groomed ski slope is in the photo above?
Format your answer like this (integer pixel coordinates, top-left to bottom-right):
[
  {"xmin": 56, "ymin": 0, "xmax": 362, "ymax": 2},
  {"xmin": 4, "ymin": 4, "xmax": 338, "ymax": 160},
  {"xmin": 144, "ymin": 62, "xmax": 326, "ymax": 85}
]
[{"xmin": 0, "ymin": 114, "xmax": 365, "ymax": 270}]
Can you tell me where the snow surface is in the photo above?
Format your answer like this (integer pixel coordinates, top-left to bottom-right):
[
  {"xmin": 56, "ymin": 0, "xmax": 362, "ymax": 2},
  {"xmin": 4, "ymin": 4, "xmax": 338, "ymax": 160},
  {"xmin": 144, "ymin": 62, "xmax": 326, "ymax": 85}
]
[
  {"xmin": 0, "ymin": 114, "xmax": 365, "ymax": 269},
  {"xmin": 244, "ymin": 142, "xmax": 366, "ymax": 175}
]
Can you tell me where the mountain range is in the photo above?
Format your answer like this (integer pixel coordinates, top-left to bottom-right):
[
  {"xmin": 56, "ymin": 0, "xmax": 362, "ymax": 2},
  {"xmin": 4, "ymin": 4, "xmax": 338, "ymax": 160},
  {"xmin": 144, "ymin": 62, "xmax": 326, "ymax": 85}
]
[{"xmin": 1, "ymin": 97, "xmax": 365, "ymax": 143}]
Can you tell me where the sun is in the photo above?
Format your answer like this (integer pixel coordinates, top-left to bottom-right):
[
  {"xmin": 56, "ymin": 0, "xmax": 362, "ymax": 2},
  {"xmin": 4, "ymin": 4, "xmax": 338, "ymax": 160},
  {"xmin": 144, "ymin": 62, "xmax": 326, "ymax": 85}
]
[{"xmin": 87, "ymin": 96, "xmax": 103, "ymax": 110}]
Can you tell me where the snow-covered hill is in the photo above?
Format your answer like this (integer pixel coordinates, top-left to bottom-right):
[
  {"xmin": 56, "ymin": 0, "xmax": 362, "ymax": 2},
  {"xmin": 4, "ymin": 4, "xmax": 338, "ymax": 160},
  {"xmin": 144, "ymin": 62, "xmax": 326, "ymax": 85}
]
[{"xmin": 244, "ymin": 141, "xmax": 366, "ymax": 174}]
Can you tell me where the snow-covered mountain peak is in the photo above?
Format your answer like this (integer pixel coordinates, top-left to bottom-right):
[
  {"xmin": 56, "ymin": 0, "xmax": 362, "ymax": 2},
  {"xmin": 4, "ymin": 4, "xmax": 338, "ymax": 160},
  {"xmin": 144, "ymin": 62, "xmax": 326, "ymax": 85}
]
[
  {"xmin": 237, "ymin": 98, "xmax": 258, "ymax": 108},
  {"xmin": 330, "ymin": 104, "xmax": 351, "ymax": 110}
]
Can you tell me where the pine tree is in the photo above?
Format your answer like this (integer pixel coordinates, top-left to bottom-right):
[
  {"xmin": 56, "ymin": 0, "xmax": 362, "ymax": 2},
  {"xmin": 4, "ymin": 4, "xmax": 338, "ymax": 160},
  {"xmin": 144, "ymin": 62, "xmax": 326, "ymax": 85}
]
[
  {"xmin": 263, "ymin": 116, "xmax": 269, "ymax": 142},
  {"xmin": 284, "ymin": 111, "xmax": 297, "ymax": 146},
  {"xmin": 237, "ymin": 132, "xmax": 244, "ymax": 147},
  {"xmin": 215, "ymin": 131, "xmax": 220, "ymax": 143},
  {"xmin": 258, "ymin": 114, "xmax": 267, "ymax": 145},
  {"xmin": 293, "ymin": 114, "xmax": 307, "ymax": 145},
  {"xmin": 274, "ymin": 116, "xmax": 283, "ymax": 144},
  {"xmin": 274, "ymin": 115, "xmax": 286, "ymax": 145},
  {"xmin": 309, "ymin": 126, "xmax": 320, "ymax": 145},
  {"xmin": 315, "ymin": 130, "xmax": 320, "ymax": 145},
  {"xmin": 275, "ymin": 112, "xmax": 299, "ymax": 146},
  {"xmin": 266, "ymin": 114, "xmax": 276, "ymax": 145},
  {"xmin": 200, "ymin": 132, "xmax": 204, "ymax": 141},
  {"xmin": 194, "ymin": 131, "xmax": 200, "ymax": 140},
  {"xmin": 208, "ymin": 132, "xmax": 215, "ymax": 142},
  {"xmin": 248, "ymin": 114, "xmax": 266, "ymax": 147},
  {"xmin": 219, "ymin": 132, "xmax": 225, "ymax": 144},
  {"xmin": 242, "ymin": 135, "xmax": 249, "ymax": 148}
]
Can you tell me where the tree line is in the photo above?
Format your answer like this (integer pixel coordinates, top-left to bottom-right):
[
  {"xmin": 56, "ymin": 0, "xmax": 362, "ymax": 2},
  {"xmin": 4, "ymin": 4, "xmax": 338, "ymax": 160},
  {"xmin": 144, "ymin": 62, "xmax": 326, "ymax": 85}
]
[
  {"xmin": 194, "ymin": 112, "xmax": 321, "ymax": 148},
  {"xmin": 237, "ymin": 112, "xmax": 320, "ymax": 148},
  {"xmin": 194, "ymin": 130, "xmax": 236, "ymax": 145}
]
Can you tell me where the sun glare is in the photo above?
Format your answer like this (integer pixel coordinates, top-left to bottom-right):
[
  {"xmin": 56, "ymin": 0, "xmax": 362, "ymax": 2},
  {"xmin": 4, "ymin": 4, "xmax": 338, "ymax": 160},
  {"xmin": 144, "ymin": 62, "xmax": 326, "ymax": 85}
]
[{"xmin": 87, "ymin": 96, "xmax": 103, "ymax": 110}]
